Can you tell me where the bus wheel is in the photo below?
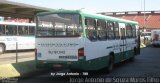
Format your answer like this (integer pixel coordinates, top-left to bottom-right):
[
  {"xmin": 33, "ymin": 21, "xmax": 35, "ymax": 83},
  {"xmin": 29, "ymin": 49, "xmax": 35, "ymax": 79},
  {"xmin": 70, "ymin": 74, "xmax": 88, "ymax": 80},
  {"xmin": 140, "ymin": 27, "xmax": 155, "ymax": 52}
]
[
  {"xmin": 0, "ymin": 44, "xmax": 5, "ymax": 54},
  {"xmin": 107, "ymin": 55, "xmax": 114, "ymax": 73},
  {"xmin": 129, "ymin": 49, "xmax": 136, "ymax": 62},
  {"xmin": 129, "ymin": 56, "xmax": 135, "ymax": 62}
]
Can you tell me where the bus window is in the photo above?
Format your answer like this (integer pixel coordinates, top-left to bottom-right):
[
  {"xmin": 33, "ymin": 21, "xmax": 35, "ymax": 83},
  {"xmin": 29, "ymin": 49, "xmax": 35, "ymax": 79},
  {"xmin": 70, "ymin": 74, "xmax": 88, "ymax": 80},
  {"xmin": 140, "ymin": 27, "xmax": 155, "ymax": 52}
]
[
  {"xmin": 97, "ymin": 20, "xmax": 107, "ymax": 40},
  {"xmin": 114, "ymin": 22, "xmax": 120, "ymax": 39},
  {"xmin": 37, "ymin": 14, "xmax": 81, "ymax": 37},
  {"xmin": 29, "ymin": 26, "xmax": 35, "ymax": 35},
  {"xmin": 0, "ymin": 25, "xmax": 5, "ymax": 35},
  {"xmin": 132, "ymin": 25, "xmax": 136, "ymax": 38},
  {"xmin": 85, "ymin": 18, "xmax": 97, "ymax": 41},
  {"xmin": 6, "ymin": 25, "xmax": 17, "ymax": 35},
  {"xmin": 107, "ymin": 22, "xmax": 115, "ymax": 39},
  {"xmin": 18, "ymin": 26, "xmax": 28, "ymax": 35},
  {"xmin": 126, "ymin": 24, "xmax": 133, "ymax": 38}
]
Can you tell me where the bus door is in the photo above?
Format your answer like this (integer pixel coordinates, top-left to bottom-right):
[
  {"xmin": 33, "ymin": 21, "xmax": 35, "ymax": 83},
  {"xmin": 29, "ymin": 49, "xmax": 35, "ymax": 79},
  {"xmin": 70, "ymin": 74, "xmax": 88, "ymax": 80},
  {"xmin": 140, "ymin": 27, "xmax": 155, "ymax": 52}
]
[{"xmin": 119, "ymin": 23, "xmax": 126, "ymax": 61}]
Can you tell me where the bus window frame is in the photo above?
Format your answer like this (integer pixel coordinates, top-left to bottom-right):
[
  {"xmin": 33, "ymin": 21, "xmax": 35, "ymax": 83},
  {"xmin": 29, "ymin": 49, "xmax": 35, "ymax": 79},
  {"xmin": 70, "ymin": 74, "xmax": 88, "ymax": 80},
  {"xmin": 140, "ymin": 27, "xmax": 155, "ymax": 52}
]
[
  {"xmin": 0, "ymin": 23, "xmax": 35, "ymax": 36},
  {"xmin": 97, "ymin": 19, "xmax": 107, "ymax": 41},
  {"xmin": 36, "ymin": 13, "xmax": 81, "ymax": 37},
  {"xmin": 0, "ymin": 24, "xmax": 5, "ymax": 35},
  {"xmin": 5, "ymin": 25, "xmax": 17, "ymax": 36},
  {"xmin": 126, "ymin": 24, "xmax": 133, "ymax": 38},
  {"xmin": 114, "ymin": 22, "xmax": 120, "ymax": 39},
  {"xmin": 18, "ymin": 25, "xmax": 29, "ymax": 36},
  {"xmin": 29, "ymin": 26, "xmax": 35, "ymax": 36},
  {"xmin": 85, "ymin": 17, "xmax": 97, "ymax": 41},
  {"xmin": 132, "ymin": 25, "xmax": 136, "ymax": 38},
  {"xmin": 107, "ymin": 21, "xmax": 115, "ymax": 40}
]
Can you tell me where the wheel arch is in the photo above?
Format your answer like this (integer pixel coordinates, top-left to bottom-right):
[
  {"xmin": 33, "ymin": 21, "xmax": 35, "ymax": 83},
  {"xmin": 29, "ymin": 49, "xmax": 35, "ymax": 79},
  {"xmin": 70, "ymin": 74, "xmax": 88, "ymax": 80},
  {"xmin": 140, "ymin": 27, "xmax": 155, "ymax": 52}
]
[{"xmin": 0, "ymin": 43, "xmax": 6, "ymax": 52}]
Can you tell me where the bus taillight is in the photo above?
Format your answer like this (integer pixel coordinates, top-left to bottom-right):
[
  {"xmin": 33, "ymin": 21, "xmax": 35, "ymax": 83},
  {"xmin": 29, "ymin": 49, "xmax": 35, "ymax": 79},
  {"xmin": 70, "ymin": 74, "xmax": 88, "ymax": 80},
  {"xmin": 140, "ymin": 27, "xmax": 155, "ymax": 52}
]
[{"xmin": 78, "ymin": 48, "xmax": 84, "ymax": 59}]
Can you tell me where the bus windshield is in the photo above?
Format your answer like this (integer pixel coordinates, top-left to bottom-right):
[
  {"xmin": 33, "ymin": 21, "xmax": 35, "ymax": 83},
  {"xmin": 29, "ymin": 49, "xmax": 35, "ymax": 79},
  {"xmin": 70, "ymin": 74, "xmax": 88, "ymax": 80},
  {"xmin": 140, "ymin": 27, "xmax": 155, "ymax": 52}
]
[{"xmin": 37, "ymin": 14, "xmax": 82, "ymax": 37}]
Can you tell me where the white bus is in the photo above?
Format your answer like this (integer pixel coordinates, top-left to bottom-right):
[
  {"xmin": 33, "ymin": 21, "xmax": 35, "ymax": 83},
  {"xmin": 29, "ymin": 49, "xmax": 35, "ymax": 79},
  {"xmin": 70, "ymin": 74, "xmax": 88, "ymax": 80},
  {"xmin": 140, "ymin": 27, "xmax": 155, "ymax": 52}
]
[
  {"xmin": 35, "ymin": 10, "xmax": 140, "ymax": 71},
  {"xmin": 0, "ymin": 22, "xmax": 35, "ymax": 53},
  {"xmin": 151, "ymin": 30, "xmax": 160, "ymax": 46},
  {"xmin": 140, "ymin": 31, "xmax": 151, "ymax": 41}
]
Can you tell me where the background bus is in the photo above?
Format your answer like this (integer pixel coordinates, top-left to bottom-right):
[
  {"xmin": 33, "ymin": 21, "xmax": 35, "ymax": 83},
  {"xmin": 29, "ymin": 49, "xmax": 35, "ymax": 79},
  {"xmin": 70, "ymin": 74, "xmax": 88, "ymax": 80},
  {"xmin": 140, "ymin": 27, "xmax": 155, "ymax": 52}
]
[
  {"xmin": 140, "ymin": 31, "xmax": 151, "ymax": 41},
  {"xmin": 0, "ymin": 22, "xmax": 35, "ymax": 54},
  {"xmin": 151, "ymin": 29, "xmax": 160, "ymax": 46},
  {"xmin": 35, "ymin": 9, "xmax": 140, "ymax": 71}
]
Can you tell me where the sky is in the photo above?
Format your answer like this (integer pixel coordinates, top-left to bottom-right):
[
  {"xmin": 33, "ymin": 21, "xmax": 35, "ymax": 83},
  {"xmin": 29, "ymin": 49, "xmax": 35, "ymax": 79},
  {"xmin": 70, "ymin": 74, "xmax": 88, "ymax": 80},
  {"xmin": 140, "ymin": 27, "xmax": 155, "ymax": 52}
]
[{"xmin": 8, "ymin": 0, "xmax": 160, "ymax": 13}]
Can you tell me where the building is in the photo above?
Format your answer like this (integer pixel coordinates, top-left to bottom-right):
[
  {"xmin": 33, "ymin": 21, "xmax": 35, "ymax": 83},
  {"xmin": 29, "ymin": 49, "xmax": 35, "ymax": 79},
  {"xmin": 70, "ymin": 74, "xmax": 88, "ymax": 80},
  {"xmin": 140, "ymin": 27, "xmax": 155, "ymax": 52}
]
[
  {"xmin": 0, "ymin": 0, "xmax": 53, "ymax": 22},
  {"xmin": 99, "ymin": 11, "xmax": 160, "ymax": 32}
]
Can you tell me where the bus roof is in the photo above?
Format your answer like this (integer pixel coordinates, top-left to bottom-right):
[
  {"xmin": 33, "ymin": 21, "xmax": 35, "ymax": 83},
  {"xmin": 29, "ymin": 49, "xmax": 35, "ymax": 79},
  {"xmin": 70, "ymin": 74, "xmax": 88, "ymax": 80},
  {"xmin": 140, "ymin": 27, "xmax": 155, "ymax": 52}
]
[
  {"xmin": 36, "ymin": 9, "xmax": 138, "ymax": 25},
  {"xmin": 0, "ymin": 21, "xmax": 35, "ymax": 26}
]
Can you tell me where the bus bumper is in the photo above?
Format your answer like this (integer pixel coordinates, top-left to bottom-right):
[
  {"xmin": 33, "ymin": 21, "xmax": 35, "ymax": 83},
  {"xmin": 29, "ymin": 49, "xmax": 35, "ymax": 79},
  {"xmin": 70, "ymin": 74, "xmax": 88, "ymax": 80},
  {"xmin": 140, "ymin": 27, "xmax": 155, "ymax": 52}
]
[{"xmin": 35, "ymin": 60, "xmax": 82, "ymax": 70}]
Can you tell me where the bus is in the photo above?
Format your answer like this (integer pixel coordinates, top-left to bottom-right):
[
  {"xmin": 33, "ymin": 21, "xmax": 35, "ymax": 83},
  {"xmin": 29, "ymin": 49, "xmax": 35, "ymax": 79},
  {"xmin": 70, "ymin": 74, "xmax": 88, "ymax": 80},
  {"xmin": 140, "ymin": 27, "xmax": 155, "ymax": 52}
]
[
  {"xmin": 151, "ymin": 29, "xmax": 160, "ymax": 46},
  {"xmin": 140, "ymin": 31, "xmax": 151, "ymax": 41},
  {"xmin": 35, "ymin": 9, "xmax": 140, "ymax": 71},
  {"xmin": 0, "ymin": 22, "xmax": 35, "ymax": 54}
]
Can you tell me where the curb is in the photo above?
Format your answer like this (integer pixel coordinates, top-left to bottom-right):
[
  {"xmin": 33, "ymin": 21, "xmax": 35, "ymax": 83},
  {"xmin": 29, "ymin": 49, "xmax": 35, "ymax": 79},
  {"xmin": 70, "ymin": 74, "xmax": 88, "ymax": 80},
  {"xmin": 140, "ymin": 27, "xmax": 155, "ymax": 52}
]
[{"xmin": 0, "ymin": 60, "xmax": 47, "ymax": 79}]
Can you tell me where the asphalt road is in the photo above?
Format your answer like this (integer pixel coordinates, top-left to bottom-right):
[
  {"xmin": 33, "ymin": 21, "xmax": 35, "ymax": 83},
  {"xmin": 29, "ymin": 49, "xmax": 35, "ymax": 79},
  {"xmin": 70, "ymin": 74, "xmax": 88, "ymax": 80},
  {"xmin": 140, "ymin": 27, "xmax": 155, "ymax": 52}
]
[{"xmin": 13, "ymin": 47, "xmax": 160, "ymax": 83}]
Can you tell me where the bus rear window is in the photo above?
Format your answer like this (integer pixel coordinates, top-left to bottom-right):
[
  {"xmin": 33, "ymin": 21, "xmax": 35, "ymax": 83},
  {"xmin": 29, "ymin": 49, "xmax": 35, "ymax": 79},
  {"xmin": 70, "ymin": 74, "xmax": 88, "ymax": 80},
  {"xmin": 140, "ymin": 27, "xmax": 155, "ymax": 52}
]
[{"xmin": 37, "ymin": 14, "xmax": 82, "ymax": 37}]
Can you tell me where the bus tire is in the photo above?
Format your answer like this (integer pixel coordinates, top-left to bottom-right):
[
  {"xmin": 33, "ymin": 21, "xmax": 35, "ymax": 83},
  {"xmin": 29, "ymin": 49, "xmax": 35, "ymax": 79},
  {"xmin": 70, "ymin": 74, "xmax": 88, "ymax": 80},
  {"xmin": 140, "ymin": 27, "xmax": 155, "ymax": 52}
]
[
  {"xmin": 129, "ymin": 48, "xmax": 136, "ymax": 62},
  {"xmin": 129, "ymin": 56, "xmax": 135, "ymax": 62},
  {"xmin": 0, "ymin": 44, "xmax": 5, "ymax": 54},
  {"xmin": 107, "ymin": 55, "xmax": 114, "ymax": 73}
]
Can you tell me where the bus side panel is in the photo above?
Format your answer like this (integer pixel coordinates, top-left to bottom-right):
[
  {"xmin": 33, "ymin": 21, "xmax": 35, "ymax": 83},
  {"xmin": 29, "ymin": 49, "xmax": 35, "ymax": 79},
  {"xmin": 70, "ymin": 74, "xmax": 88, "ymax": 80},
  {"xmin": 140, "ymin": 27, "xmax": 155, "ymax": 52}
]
[
  {"xmin": 125, "ymin": 38, "xmax": 137, "ymax": 58},
  {"xmin": 1, "ymin": 36, "xmax": 17, "ymax": 51},
  {"xmin": 0, "ymin": 36, "xmax": 35, "ymax": 51},
  {"xmin": 83, "ymin": 39, "xmax": 119, "ymax": 70},
  {"xmin": 16, "ymin": 36, "xmax": 35, "ymax": 50}
]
